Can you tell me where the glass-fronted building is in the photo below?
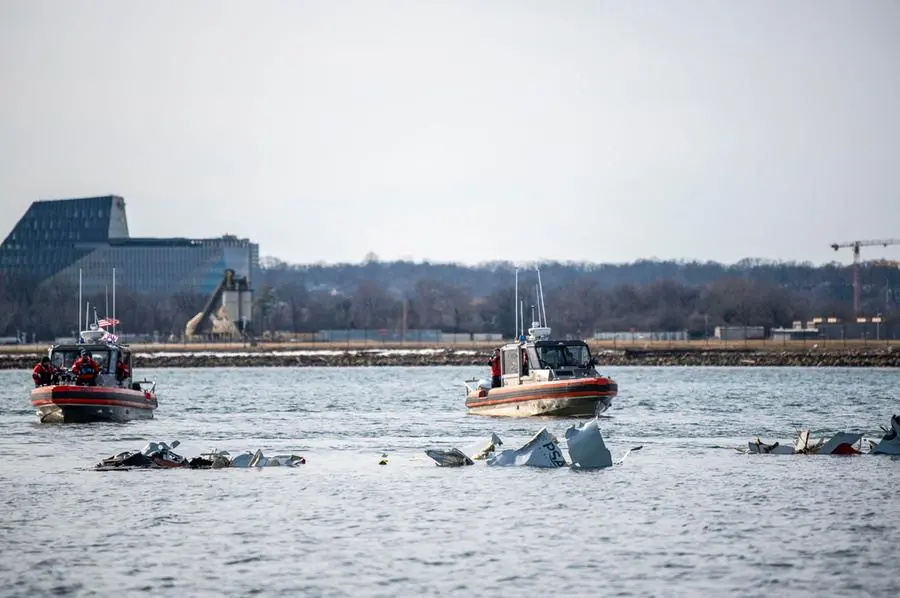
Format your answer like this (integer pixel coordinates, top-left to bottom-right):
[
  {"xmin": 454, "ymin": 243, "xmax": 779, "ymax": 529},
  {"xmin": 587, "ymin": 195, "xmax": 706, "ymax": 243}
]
[{"xmin": 0, "ymin": 195, "xmax": 259, "ymax": 295}]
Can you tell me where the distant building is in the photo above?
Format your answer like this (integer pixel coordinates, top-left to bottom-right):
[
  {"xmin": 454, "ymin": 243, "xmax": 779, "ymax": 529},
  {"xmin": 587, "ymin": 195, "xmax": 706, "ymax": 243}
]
[
  {"xmin": 770, "ymin": 321, "xmax": 820, "ymax": 341},
  {"xmin": 592, "ymin": 330, "xmax": 689, "ymax": 341},
  {"xmin": 0, "ymin": 195, "xmax": 259, "ymax": 295},
  {"xmin": 714, "ymin": 326, "xmax": 766, "ymax": 340}
]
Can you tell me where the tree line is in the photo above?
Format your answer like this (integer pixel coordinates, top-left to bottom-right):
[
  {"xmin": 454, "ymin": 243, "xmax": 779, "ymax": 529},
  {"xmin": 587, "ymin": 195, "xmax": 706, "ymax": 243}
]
[{"xmin": 2, "ymin": 257, "xmax": 900, "ymax": 341}]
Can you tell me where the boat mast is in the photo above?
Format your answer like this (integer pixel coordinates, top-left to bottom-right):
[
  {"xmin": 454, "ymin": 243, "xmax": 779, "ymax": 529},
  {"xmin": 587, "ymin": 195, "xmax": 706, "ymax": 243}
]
[
  {"xmin": 536, "ymin": 267, "xmax": 548, "ymax": 327},
  {"xmin": 112, "ymin": 267, "xmax": 116, "ymax": 336},
  {"xmin": 519, "ymin": 300, "xmax": 524, "ymax": 338},
  {"xmin": 78, "ymin": 268, "xmax": 83, "ymax": 333},
  {"xmin": 514, "ymin": 267, "xmax": 519, "ymax": 341}
]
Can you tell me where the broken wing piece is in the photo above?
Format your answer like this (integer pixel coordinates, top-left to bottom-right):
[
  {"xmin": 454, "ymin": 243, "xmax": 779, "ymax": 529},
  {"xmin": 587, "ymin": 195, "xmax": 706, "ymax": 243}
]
[
  {"xmin": 425, "ymin": 448, "xmax": 475, "ymax": 467},
  {"xmin": 817, "ymin": 432, "xmax": 864, "ymax": 455},
  {"xmin": 564, "ymin": 418, "xmax": 613, "ymax": 470},
  {"xmin": 486, "ymin": 428, "xmax": 567, "ymax": 468}
]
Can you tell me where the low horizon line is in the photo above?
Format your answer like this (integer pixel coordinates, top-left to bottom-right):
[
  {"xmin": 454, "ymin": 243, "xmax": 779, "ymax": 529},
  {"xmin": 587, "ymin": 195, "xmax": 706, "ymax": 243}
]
[{"xmin": 259, "ymin": 254, "xmax": 863, "ymax": 269}]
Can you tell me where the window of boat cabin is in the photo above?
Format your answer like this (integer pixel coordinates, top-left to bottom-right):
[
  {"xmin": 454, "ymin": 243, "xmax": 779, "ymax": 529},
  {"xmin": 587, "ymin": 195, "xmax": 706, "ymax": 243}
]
[
  {"xmin": 501, "ymin": 346, "xmax": 520, "ymax": 376},
  {"xmin": 535, "ymin": 343, "xmax": 591, "ymax": 369},
  {"xmin": 526, "ymin": 347, "xmax": 541, "ymax": 370},
  {"xmin": 51, "ymin": 348, "xmax": 113, "ymax": 373}
]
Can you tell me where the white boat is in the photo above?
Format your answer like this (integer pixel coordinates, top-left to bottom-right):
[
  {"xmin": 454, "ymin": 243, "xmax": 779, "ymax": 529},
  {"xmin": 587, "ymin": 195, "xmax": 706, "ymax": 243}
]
[{"xmin": 464, "ymin": 268, "xmax": 617, "ymax": 418}]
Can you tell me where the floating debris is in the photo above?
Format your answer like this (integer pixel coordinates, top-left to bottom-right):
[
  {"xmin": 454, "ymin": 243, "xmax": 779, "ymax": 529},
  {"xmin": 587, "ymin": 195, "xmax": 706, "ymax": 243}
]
[
  {"xmin": 744, "ymin": 415, "xmax": 900, "ymax": 456},
  {"xmin": 471, "ymin": 432, "xmax": 503, "ymax": 460},
  {"xmin": 870, "ymin": 414, "xmax": 900, "ymax": 455},
  {"xmin": 95, "ymin": 441, "xmax": 306, "ymax": 470},
  {"xmin": 424, "ymin": 419, "xmax": 639, "ymax": 470},
  {"xmin": 424, "ymin": 448, "xmax": 474, "ymax": 467},
  {"xmin": 565, "ymin": 418, "xmax": 612, "ymax": 469},
  {"xmin": 486, "ymin": 428, "xmax": 567, "ymax": 468}
]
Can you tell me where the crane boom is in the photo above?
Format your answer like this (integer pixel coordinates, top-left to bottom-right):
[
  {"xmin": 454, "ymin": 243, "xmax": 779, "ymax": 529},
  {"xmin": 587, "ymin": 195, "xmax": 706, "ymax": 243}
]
[
  {"xmin": 830, "ymin": 238, "xmax": 900, "ymax": 251},
  {"xmin": 830, "ymin": 238, "xmax": 900, "ymax": 315}
]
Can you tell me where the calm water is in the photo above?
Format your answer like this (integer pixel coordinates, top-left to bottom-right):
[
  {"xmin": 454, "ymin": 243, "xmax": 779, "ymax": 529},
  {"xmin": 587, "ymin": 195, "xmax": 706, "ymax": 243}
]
[{"xmin": 1, "ymin": 365, "xmax": 898, "ymax": 597}]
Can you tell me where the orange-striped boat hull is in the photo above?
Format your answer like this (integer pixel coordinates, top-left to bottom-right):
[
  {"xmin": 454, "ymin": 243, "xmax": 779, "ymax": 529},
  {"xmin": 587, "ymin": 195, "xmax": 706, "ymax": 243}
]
[{"xmin": 465, "ymin": 377, "xmax": 616, "ymax": 417}]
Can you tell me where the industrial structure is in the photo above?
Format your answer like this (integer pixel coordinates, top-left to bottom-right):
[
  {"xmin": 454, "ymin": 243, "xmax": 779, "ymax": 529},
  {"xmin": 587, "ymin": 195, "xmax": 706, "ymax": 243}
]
[
  {"xmin": 831, "ymin": 238, "xmax": 900, "ymax": 315},
  {"xmin": 184, "ymin": 269, "xmax": 253, "ymax": 340},
  {"xmin": 0, "ymin": 195, "xmax": 259, "ymax": 296}
]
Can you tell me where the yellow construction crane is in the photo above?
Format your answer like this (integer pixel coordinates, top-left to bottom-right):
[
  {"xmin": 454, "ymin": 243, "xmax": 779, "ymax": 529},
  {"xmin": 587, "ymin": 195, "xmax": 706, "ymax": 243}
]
[{"xmin": 831, "ymin": 238, "xmax": 900, "ymax": 315}]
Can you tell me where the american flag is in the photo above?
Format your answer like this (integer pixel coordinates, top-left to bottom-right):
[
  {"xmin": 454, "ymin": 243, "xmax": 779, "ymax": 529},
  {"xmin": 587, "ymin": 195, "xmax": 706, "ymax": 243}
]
[
  {"xmin": 98, "ymin": 317, "xmax": 120, "ymax": 328},
  {"xmin": 102, "ymin": 332, "xmax": 119, "ymax": 343}
]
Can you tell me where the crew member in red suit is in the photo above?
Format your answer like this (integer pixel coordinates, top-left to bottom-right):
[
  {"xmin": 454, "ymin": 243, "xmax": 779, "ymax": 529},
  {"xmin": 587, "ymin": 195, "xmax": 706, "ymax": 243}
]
[
  {"xmin": 489, "ymin": 348, "xmax": 502, "ymax": 388},
  {"xmin": 32, "ymin": 356, "xmax": 58, "ymax": 387},
  {"xmin": 71, "ymin": 349, "xmax": 101, "ymax": 386},
  {"xmin": 115, "ymin": 354, "xmax": 131, "ymax": 385}
]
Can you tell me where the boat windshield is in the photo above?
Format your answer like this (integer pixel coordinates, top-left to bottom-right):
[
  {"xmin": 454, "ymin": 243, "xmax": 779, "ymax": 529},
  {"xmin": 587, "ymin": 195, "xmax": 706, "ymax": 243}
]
[
  {"xmin": 535, "ymin": 343, "xmax": 591, "ymax": 369},
  {"xmin": 51, "ymin": 348, "xmax": 112, "ymax": 374}
]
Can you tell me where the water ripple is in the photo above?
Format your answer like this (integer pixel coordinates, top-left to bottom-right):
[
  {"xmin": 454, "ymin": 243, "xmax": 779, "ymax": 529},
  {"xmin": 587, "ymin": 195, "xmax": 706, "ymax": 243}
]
[{"xmin": 1, "ymin": 366, "xmax": 899, "ymax": 596}]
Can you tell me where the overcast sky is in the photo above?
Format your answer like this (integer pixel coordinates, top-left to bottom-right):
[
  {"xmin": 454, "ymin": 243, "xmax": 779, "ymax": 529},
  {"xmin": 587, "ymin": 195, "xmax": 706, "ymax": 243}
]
[{"xmin": 1, "ymin": 0, "xmax": 899, "ymax": 266}]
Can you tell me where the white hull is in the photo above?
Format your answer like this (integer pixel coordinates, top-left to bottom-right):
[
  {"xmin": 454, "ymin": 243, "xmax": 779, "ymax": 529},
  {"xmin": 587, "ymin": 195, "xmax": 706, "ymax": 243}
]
[{"xmin": 466, "ymin": 396, "xmax": 611, "ymax": 418}]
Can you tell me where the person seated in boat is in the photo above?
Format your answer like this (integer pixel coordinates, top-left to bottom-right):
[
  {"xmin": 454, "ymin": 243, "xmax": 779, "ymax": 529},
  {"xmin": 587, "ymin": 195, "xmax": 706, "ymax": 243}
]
[
  {"xmin": 521, "ymin": 349, "xmax": 529, "ymax": 376},
  {"xmin": 32, "ymin": 356, "xmax": 59, "ymax": 387},
  {"xmin": 71, "ymin": 349, "xmax": 101, "ymax": 386},
  {"xmin": 489, "ymin": 348, "xmax": 501, "ymax": 388},
  {"xmin": 115, "ymin": 354, "xmax": 131, "ymax": 386}
]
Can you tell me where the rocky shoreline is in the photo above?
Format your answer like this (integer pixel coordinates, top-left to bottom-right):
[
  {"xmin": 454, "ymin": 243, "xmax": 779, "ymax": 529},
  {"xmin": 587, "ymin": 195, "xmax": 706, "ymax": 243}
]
[{"xmin": 1, "ymin": 347, "xmax": 899, "ymax": 369}]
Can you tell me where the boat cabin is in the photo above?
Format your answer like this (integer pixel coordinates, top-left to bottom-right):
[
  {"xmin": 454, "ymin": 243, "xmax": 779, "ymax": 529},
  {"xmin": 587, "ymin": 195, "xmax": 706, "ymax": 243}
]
[
  {"xmin": 47, "ymin": 329, "xmax": 134, "ymax": 388},
  {"xmin": 498, "ymin": 332, "xmax": 599, "ymax": 386}
]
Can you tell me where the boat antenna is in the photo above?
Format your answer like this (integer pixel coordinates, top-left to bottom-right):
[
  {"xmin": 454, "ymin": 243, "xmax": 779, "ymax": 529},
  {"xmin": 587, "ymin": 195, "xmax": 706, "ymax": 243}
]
[
  {"xmin": 519, "ymin": 299, "xmax": 524, "ymax": 338},
  {"xmin": 78, "ymin": 268, "xmax": 83, "ymax": 333},
  {"xmin": 536, "ymin": 267, "xmax": 548, "ymax": 327},
  {"xmin": 514, "ymin": 267, "xmax": 519, "ymax": 341},
  {"xmin": 112, "ymin": 267, "xmax": 116, "ymax": 336},
  {"xmin": 105, "ymin": 283, "xmax": 109, "ymax": 329}
]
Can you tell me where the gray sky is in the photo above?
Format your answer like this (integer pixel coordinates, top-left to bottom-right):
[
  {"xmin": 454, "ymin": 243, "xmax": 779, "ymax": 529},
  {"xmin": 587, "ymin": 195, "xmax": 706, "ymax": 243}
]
[{"xmin": 2, "ymin": 0, "xmax": 899, "ymax": 267}]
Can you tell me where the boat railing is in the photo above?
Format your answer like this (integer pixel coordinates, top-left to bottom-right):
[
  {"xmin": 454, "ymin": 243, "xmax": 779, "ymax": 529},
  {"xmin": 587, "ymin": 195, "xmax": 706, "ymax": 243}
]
[{"xmin": 134, "ymin": 379, "xmax": 157, "ymax": 394}]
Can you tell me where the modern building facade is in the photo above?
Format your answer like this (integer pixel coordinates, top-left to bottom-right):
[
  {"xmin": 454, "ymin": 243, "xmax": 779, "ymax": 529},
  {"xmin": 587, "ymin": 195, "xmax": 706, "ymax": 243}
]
[{"xmin": 0, "ymin": 195, "xmax": 259, "ymax": 295}]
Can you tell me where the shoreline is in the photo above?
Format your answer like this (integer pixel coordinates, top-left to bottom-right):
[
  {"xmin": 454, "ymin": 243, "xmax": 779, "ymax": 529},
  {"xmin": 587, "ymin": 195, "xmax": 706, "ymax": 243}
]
[{"xmin": 1, "ymin": 346, "xmax": 899, "ymax": 369}]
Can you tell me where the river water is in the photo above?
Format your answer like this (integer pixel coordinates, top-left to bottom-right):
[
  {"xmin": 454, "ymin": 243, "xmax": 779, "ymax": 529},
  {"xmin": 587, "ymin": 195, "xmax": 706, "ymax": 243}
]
[{"xmin": 0, "ymin": 365, "xmax": 898, "ymax": 597}]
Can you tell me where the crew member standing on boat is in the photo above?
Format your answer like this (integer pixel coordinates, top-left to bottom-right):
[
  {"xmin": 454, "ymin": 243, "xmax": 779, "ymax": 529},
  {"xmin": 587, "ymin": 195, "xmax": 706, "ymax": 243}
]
[
  {"xmin": 32, "ymin": 356, "xmax": 58, "ymax": 387},
  {"xmin": 489, "ymin": 348, "xmax": 502, "ymax": 388},
  {"xmin": 115, "ymin": 353, "xmax": 131, "ymax": 385},
  {"xmin": 72, "ymin": 349, "xmax": 101, "ymax": 386}
]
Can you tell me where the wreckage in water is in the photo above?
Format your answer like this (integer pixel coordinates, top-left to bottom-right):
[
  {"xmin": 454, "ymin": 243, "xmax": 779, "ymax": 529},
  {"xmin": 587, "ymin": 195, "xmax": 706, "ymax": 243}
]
[
  {"xmin": 424, "ymin": 418, "xmax": 640, "ymax": 469},
  {"xmin": 95, "ymin": 440, "xmax": 307, "ymax": 470},
  {"xmin": 464, "ymin": 268, "xmax": 617, "ymax": 417},
  {"xmin": 745, "ymin": 415, "xmax": 900, "ymax": 456}
]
